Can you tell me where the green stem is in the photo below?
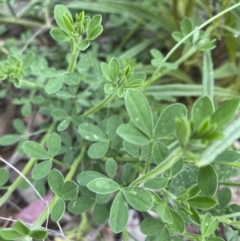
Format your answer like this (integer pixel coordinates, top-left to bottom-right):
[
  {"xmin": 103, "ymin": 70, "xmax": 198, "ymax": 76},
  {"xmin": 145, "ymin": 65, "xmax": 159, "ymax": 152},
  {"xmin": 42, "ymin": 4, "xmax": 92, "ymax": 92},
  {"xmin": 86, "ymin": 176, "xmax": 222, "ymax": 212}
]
[
  {"xmin": 21, "ymin": 79, "xmax": 42, "ymax": 89},
  {"xmin": 219, "ymin": 181, "xmax": 240, "ymax": 187},
  {"xmin": 81, "ymin": 94, "xmax": 115, "ymax": 117},
  {"xmin": 122, "ymin": 229, "xmax": 129, "ymax": 241},
  {"xmin": 0, "ymin": 17, "xmax": 45, "ymax": 28},
  {"xmin": 0, "ymin": 122, "xmax": 56, "ymax": 206},
  {"xmin": 216, "ymin": 212, "xmax": 240, "ymax": 219},
  {"xmin": 67, "ymin": 42, "xmax": 80, "ymax": 73},
  {"xmin": 144, "ymin": 140, "xmax": 154, "ymax": 174},
  {"xmin": 130, "ymin": 147, "xmax": 182, "ymax": 186},
  {"xmin": 52, "ymin": 159, "xmax": 71, "ymax": 169},
  {"xmin": 32, "ymin": 144, "xmax": 86, "ymax": 229}
]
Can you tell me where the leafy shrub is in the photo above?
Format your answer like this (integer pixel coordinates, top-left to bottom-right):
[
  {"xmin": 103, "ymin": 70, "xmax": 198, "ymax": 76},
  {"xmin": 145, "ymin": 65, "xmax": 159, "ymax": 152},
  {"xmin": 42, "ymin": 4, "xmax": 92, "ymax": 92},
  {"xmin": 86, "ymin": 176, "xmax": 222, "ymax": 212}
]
[{"xmin": 1, "ymin": 1, "xmax": 240, "ymax": 241}]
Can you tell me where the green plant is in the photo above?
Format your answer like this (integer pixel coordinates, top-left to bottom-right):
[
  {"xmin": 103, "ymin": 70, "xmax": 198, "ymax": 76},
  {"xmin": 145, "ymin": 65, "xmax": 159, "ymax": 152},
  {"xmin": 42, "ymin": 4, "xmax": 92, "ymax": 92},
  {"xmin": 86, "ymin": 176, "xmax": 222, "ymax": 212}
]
[{"xmin": 1, "ymin": 1, "xmax": 240, "ymax": 241}]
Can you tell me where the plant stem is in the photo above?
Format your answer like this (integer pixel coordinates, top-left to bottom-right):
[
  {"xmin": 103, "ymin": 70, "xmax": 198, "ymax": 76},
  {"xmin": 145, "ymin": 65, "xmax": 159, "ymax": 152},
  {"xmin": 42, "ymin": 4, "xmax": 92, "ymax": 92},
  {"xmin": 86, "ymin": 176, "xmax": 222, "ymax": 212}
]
[
  {"xmin": 21, "ymin": 79, "xmax": 40, "ymax": 89},
  {"xmin": 67, "ymin": 41, "xmax": 80, "ymax": 73},
  {"xmin": 130, "ymin": 147, "xmax": 182, "ymax": 186},
  {"xmin": 0, "ymin": 17, "xmax": 45, "ymax": 28},
  {"xmin": 81, "ymin": 94, "xmax": 115, "ymax": 117},
  {"xmin": 144, "ymin": 140, "xmax": 153, "ymax": 174},
  {"xmin": 52, "ymin": 159, "xmax": 71, "ymax": 169},
  {"xmin": 0, "ymin": 122, "xmax": 56, "ymax": 206},
  {"xmin": 219, "ymin": 181, "xmax": 240, "ymax": 187},
  {"xmin": 32, "ymin": 144, "xmax": 86, "ymax": 229}
]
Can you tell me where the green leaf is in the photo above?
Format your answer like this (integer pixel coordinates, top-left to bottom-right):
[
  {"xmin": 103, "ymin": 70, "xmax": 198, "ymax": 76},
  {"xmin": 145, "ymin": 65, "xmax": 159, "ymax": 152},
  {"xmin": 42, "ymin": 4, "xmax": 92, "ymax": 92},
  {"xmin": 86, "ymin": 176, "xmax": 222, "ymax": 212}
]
[
  {"xmin": 52, "ymin": 109, "xmax": 69, "ymax": 120},
  {"xmin": 109, "ymin": 58, "xmax": 120, "ymax": 81},
  {"xmin": 196, "ymin": 117, "xmax": 240, "ymax": 166},
  {"xmin": 181, "ymin": 17, "xmax": 193, "ymax": 36},
  {"xmin": 125, "ymin": 89, "xmax": 153, "ymax": 138},
  {"xmin": 87, "ymin": 178, "xmax": 120, "ymax": 194},
  {"xmin": 202, "ymin": 50, "xmax": 214, "ymax": 99},
  {"xmin": 123, "ymin": 141, "xmax": 140, "ymax": 158},
  {"xmin": 22, "ymin": 52, "xmax": 35, "ymax": 70},
  {"xmin": 144, "ymin": 177, "xmax": 168, "ymax": 189},
  {"xmin": 123, "ymin": 187, "xmax": 153, "ymax": 211},
  {"xmin": 96, "ymin": 193, "xmax": 111, "ymax": 204},
  {"xmin": 87, "ymin": 25, "xmax": 103, "ymax": 40},
  {"xmin": 78, "ymin": 40, "xmax": 90, "ymax": 51},
  {"xmin": 188, "ymin": 196, "xmax": 217, "ymax": 209},
  {"xmin": 39, "ymin": 68, "xmax": 60, "ymax": 78},
  {"xmin": 152, "ymin": 141, "xmax": 170, "ymax": 164},
  {"xmin": 107, "ymin": 115, "xmax": 122, "ymax": 140},
  {"xmin": 101, "ymin": 62, "xmax": 113, "ymax": 82},
  {"xmin": 68, "ymin": 196, "xmax": 95, "ymax": 214},
  {"xmin": 0, "ymin": 168, "xmax": 9, "ymax": 187},
  {"xmin": 105, "ymin": 158, "xmax": 117, "ymax": 179},
  {"xmin": 34, "ymin": 180, "xmax": 46, "ymax": 197},
  {"xmin": 211, "ymin": 99, "xmax": 239, "ymax": 129},
  {"xmin": 47, "ymin": 133, "xmax": 61, "ymax": 157},
  {"xmin": 218, "ymin": 187, "xmax": 231, "ymax": 209},
  {"xmin": 87, "ymin": 15, "xmax": 102, "ymax": 37},
  {"xmin": 191, "ymin": 96, "xmax": 214, "ymax": 129},
  {"xmin": 54, "ymin": 5, "xmax": 73, "ymax": 34},
  {"xmin": 48, "ymin": 169, "xmax": 64, "ymax": 196},
  {"xmin": 32, "ymin": 160, "xmax": 52, "ymax": 179},
  {"xmin": 117, "ymin": 124, "xmax": 150, "ymax": 145},
  {"xmin": 60, "ymin": 180, "xmax": 78, "ymax": 201},
  {"xmin": 104, "ymin": 82, "xmax": 115, "ymax": 94},
  {"xmin": 50, "ymin": 28, "xmax": 70, "ymax": 42},
  {"xmin": 13, "ymin": 220, "xmax": 30, "ymax": 235},
  {"xmin": 140, "ymin": 217, "xmax": 164, "ymax": 236},
  {"xmin": 188, "ymin": 206, "xmax": 201, "ymax": 225},
  {"xmin": 63, "ymin": 12, "xmax": 74, "ymax": 32},
  {"xmin": 29, "ymin": 230, "xmax": 48, "ymax": 240},
  {"xmin": 45, "ymin": 76, "xmax": 64, "ymax": 94},
  {"xmin": 158, "ymin": 227, "xmax": 170, "ymax": 241},
  {"xmin": 57, "ymin": 119, "xmax": 71, "ymax": 132},
  {"xmin": 172, "ymin": 31, "xmax": 183, "ymax": 42},
  {"xmin": 0, "ymin": 228, "xmax": 25, "ymax": 240},
  {"xmin": 109, "ymin": 191, "xmax": 128, "ymax": 233},
  {"xmin": 198, "ymin": 165, "xmax": 218, "ymax": 197},
  {"xmin": 214, "ymin": 151, "xmax": 240, "ymax": 163},
  {"xmin": 87, "ymin": 15, "xmax": 102, "ymax": 36},
  {"xmin": 51, "ymin": 198, "xmax": 66, "ymax": 222},
  {"xmin": 168, "ymin": 208, "xmax": 185, "ymax": 234},
  {"xmin": 21, "ymin": 102, "xmax": 32, "ymax": 117},
  {"xmin": 120, "ymin": 163, "xmax": 135, "ymax": 184},
  {"xmin": 156, "ymin": 204, "xmax": 173, "ymax": 224},
  {"xmin": 13, "ymin": 119, "xmax": 25, "ymax": 134},
  {"xmin": 63, "ymin": 72, "xmax": 80, "ymax": 86},
  {"xmin": 201, "ymin": 213, "xmax": 219, "ymax": 236},
  {"xmin": 175, "ymin": 117, "xmax": 191, "ymax": 148},
  {"xmin": 88, "ymin": 141, "xmax": 109, "ymax": 159},
  {"xmin": 154, "ymin": 104, "xmax": 187, "ymax": 138},
  {"xmin": 78, "ymin": 122, "xmax": 108, "ymax": 142},
  {"xmin": 77, "ymin": 171, "xmax": 107, "ymax": 186},
  {"xmin": 23, "ymin": 141, "xmax": 50, "ymax": 159},
  {"xmin": 93, "ymin": 203, "xmax": 108, "ymax": 225},
  {"xmin": 0, "ymin": 134, "xmax": 22, "ymax": 146}
]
